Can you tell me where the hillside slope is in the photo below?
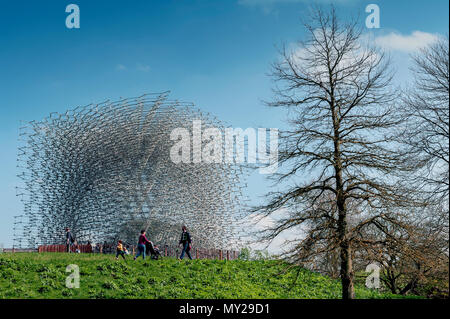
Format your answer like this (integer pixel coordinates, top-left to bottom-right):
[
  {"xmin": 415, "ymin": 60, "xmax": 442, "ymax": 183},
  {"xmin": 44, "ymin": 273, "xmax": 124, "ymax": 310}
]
[{"xmin": 0, "ymin": 253, "xmax": 411, "ymax": 299}]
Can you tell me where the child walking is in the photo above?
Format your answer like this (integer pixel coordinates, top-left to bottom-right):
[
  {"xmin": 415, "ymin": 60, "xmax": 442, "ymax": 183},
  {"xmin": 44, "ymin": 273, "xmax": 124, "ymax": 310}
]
[{"xmin": 115, "ymin": 240, "xmax": 126, "ymax": 260}]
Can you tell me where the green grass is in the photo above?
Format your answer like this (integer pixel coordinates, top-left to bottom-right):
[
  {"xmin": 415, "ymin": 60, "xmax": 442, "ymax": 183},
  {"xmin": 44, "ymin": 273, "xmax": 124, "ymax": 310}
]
[{"xmin": 0, "ymin": 253, "xmax": 414, "ymax": 299}]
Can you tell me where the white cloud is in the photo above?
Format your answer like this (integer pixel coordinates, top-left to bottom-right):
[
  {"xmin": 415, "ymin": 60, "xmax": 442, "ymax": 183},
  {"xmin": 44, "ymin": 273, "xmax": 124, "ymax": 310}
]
[
  {"xmin": 136, "ymin": 63, "xmax": 151, "ymax": 72},
  {"xmin": 116, "ymin": 63, "xmax": 151, "ymax": 72},
  {"xmin": 373, "ymin": 31, "xmax": 439, "ymax": 53},
  {"xmin": 244, "ymin": 212, "xmax": 276, "ymax": 230},
  {"xmin": 115, "ymin": 64, "xmax": 127, "ymax": 71},
  {"xmin": 288, "ymin": 28, "xmax": 380, "ymax": 85},
  {"xmin": 241, "ymin": 208, "xmax": 301, "ymax": 254}
]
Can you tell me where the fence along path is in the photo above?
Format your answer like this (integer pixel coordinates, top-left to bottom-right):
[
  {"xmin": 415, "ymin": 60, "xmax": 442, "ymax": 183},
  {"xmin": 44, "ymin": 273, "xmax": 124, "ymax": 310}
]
[
  {"xmin": 160, "ymin": 245, "xmax": 240, "ymax": 260},
  {"xmin": 36, "ymin": 244, "xmax": 240, "ymax": 260},
  {"xmin": 38, "ymin": 244, "xmax": 93, "ymax": 253}
]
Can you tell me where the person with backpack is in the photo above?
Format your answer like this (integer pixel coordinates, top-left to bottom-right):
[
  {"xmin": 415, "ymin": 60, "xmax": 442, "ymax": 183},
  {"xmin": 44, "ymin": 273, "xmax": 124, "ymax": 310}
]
[
  {"xmin": 178, "ymin": 225, "xmax": 192, "ymax": 260},
  {"xmin": 134, "ymin": 230, "xmax": 151, "ymax": 260},
  {"xmin": 65, "ymin": 227, "xmax": 75, "ymax": 253}
]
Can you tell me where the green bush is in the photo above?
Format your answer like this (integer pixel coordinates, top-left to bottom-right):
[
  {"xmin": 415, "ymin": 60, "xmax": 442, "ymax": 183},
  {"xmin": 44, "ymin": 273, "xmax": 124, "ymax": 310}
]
[{"xmin": 238, "ymin": 247, "xmax": 251, "ymax": 260}]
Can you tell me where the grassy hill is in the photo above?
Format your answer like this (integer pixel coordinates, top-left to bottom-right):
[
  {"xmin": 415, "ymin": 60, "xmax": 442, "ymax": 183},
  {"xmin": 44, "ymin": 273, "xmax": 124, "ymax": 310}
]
[{"xmin": 0, "ymin": 253, "xmax": 414, "ymax": 299}]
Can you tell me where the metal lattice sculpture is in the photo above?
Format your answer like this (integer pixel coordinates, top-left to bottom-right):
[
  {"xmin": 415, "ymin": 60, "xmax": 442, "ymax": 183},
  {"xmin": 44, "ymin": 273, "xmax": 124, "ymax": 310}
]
[{"xmin": 15, "ymin": 93, "xmax": 247, "ymax": 249}]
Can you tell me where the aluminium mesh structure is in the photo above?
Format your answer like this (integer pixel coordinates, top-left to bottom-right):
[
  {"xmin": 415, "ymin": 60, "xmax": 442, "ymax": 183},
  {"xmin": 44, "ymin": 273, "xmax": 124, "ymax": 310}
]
[{"xmin": 15, "ymin": 93, "xmax": 247, "ymax": 249}]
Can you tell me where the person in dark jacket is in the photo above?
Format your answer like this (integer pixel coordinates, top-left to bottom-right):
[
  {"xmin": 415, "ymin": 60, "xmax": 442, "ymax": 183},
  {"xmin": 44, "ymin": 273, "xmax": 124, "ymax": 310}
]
[
  {"xmin": 179, "ymin": 225, "xmax": 192, "ymax": 260},
  {"xmin": 65, "ymin": 227, "xmax": 75, "ymax": 253}
]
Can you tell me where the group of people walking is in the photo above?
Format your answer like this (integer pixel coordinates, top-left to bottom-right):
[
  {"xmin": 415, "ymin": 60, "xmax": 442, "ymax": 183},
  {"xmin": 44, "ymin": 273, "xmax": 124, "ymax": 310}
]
[
  {"xmin": 130, "ymin": 226, "xmax": 192, "ymax": 260},
  {"xmin": 65, "ymin": 225, "xmax": 193, "ymax": 261}
]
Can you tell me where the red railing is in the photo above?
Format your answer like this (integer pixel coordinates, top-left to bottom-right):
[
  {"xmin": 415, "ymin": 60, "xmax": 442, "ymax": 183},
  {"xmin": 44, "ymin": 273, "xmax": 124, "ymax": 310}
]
[
  {"xmin": 158, "ymin": 246, "xmax": 239, "ymax": 260},
  {"xmin": 37, "ymin": 244, "xmax": 239, "ymax": 260},
  {"xmin": 38, "ymin": 244, "xmax": 93, "ymax": 253}
]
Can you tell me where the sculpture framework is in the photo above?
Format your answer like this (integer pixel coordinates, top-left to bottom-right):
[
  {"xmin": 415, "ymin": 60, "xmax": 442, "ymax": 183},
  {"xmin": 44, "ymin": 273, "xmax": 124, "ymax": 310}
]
[{"xmin": 14, "ymin": 93, "xmax": 247, "ymax": 249}]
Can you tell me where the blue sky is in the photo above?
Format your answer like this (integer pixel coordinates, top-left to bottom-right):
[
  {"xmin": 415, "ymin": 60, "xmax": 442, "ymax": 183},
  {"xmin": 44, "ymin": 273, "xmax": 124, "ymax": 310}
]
[{"xmin": 0, "ymin": 0, "xmax": 448, "ymax": 247}]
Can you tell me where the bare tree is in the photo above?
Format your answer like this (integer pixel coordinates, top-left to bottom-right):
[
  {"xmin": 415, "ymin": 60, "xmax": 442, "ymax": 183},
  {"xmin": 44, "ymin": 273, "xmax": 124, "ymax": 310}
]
[
  {"xmin": 400, "ymin": 36, "xmax": 449, "ymax": 202},
  {"xmin": 360, "ymin": 205, "xmax": 449, "ymax": 297},
  {"xmin": 354, "ymin": 37, "xmax": 450, "ymax": 298},
  {"xmin": 255, "ymin": 7, "xmax": 419, "ymax": 299}
]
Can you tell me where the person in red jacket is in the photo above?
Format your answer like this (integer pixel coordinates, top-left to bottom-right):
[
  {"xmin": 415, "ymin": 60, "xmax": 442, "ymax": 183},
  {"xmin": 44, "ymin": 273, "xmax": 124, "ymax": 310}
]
[{"xmin": 134, "ymin": 230, "xmax": 151, "ymax": 260}]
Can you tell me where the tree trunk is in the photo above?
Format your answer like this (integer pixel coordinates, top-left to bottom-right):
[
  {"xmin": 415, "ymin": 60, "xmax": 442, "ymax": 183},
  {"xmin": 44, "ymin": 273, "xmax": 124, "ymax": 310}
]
[
  {"xmin": 335, "ymin": 155, "xmax": 355, "ymax": 298},
  {"xmin": 336, "ymin": 198, "xmax": 355, "ymax": 299},
  {"xmin": 339, "ymin": 238, "xmax": 355, "ymax": 299},
  {"xmin": 400, "ymin": 278, "xmax": 417, "ymax": 295},
  {"xmin": 336, "ymin": 181, "xmax": 355, "ymax": 299},
  {"xmin": 388, "ymin": 270, "xmax": 398, "ymax": 294}
]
